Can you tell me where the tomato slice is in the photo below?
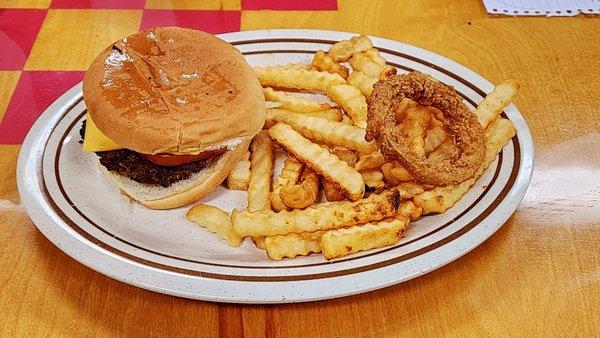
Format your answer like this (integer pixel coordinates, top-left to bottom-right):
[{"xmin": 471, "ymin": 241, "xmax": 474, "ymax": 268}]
[{"xmin": 141, "ymin": 148, "xmax": 226, "ymax": 166}]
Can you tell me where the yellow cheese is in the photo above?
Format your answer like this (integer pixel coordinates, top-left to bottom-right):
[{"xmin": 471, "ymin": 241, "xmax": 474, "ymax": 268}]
[
  {"xmin": 82, "ymin": 113, "xmax": 244, "ymax": 155},
  {"xmin": 82, "ymin": 113, "xmax": 124, "ymax": 152}
]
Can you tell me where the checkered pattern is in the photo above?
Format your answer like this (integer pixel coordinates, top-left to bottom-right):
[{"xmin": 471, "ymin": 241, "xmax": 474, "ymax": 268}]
[{"xmin": 0, "ymin": 0, "xmax": 338, "ymax": 144}]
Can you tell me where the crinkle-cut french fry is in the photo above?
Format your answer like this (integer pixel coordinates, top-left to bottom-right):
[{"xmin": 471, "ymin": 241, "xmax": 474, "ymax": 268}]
[
  {"xmin": 349, "ymin": 48, "xmax": 396, "ymax": 79},
  {"xmin": 413, "ymin": 178, "xmax": 474, "ymax": 215},
  {"xmin": 279, "ymin": 169, "xmax": 319, "ymax": 210},
  {"xmin": 424, "ymin": 126, "xmax": 447, "ymax": 155},
  {"xmin": 332, "ymin": 146, "xmax": 358, "ymax": 167},
  {"xmin": 326, "ymin": 84, "xmax": 368, "ymax": 128},
  {"xmin": 254, "ymin": 67, "xmax": 345, "ymax": 92},
  {"xmin": 186, "ymin": 204, "xmax": 243, "ymax": 247},
  {"xmin": 256, "ymin": 63, "xmax": 312, "ymax": 71},
  {"xmin": 268, "ymin": 123, "xmax": 365, "ymax": 200},
  {"xmin": 381, "ymin": 161, "xmax": 414, "ymax": 185},
  {"xmin": 347, "ymin": 71, "xmax": 378, "ymax": 97},
  {"xmin": 279, "ymin": 155, "xmax": 304, "ymax": 185},
  {"xmin": 361, "ymin": 169, "xmax": 383, "ymax": 182},
  {"xmin": 480, "ymin": 119, "xmax": 516, "ymax": 167},
  {"xmin": 248, "ymin": 131, "xmax": 274, "ymax": 212},
  {"xmin": 263, "ymin": 87, "xmax": 332, "ymax": 113},
  {"xmin": 264, "ymin": 108, "xmax": 343, "ymax": 129},
  {"xmin": 363, "ymin": 48, "xmax": 387, "ymax": 66},
  {"xmin": 226, "ymin": 151, "xmax": 251, "ymax": 190},
  {"xmin": 414, "ymin": 118, "xmax": 516, "ymax": 214},
  {"xmin": 265, "ymin": 101, "xmax": 283, "ymax": 109},
  {"xmin": 264, "ymin": 231, "xmax": 325, "ymax": 260},
  {"xmin": 270, "ymin": 155, "xmax": 303, "ymax": 212},
  {"xmin": 397, "ymin": 200, "xmax": 423, "ymax": 220},
  {"xmin": 322, "ymin": 178, "xmax": 345, "ymax": 202},
  {"xmin": 401, "ymin": 106, "xmax": 431, "ymax": 157},
  {"xmin": 474, "ymin": 79, "xmax": 519, "ymax": 129},
  {"xmin": 380, "ymin": 162, "xmax": 398, "ymax": 186},
  {"xmin": 311, "ymin": 50, "xmax": 349, "ymax": 78},
  {"xmin": 362, "ymin": 169, "xmax": 386, "ymax": 195},
  {"xmin": 266, "ymin": 109, "xmax": 377, "ymax": 154},
  {"xmin": 323, "ymin": 147, "xmax": 357, "ymax": 201},
  {"xmin": 349, "ymin": 54, "xmax": 385, "ymax": 78},
  {"xmin": 349, "ymin": 49, "xmax": 384, "ymax": 75},
  {"xmin": 232, "ymin": 189, "xmax": 400, "ymax": 237},
  {"xmin": 316, "ymin": 108, "xmax": 344, "ymax": 121},
  {"xmin": 355, "ymin": 151, "xmax": 386, "ymax": 171},
  {"xmin": 395, "ymin": 181, "xmax": 425, "ymax": 199},
  {"xmin": 320, "ymin": 217, "xmax": 409, "ymax": 259},
  {"xmin": 327, "ymin": 34, "xmax": 373, "ymax": 62}
]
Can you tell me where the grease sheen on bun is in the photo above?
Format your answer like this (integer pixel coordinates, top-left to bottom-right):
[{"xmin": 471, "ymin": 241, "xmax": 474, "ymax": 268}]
[{"xmin": 83, "ymin": 27, "xmax": 265, "ymax": 155}]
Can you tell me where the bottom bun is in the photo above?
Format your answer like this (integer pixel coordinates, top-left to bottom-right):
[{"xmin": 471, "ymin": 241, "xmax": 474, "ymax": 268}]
[{"xmin": 102, "ymin": 139, "xmax": 250, "ymax": 209}]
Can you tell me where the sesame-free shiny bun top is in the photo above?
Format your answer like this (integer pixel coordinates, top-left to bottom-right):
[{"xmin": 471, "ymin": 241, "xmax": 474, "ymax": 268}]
[{"xmin": 83, "ymin": 27, "xmax": 265, "ymax": 155}]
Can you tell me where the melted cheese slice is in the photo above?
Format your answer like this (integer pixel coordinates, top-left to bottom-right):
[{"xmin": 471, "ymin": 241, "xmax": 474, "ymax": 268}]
[
  {"xmin": 83, "ymin": 113, "xmax": 245, "ymax": 154},
  {"xmin": 82, "ymin": 113, "xmax": 124, "ymax": 152}
]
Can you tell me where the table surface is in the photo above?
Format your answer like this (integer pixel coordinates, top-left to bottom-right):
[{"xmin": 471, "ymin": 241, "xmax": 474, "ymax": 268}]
[{"xmin": 1, "ymin": 0, "xmax": 599, "ymax": 336}]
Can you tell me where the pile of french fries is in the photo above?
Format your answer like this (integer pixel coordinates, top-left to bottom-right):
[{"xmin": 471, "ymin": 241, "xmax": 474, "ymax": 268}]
[{"xmin": 187, "ymin": 35, "xmax": 520, "ymax": 261}]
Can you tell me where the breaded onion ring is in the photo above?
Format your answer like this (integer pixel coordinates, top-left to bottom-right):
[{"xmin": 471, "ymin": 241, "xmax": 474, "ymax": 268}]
[{"xmin": 366, "ymin": 71, "xmax": 485, "ymax": 186}]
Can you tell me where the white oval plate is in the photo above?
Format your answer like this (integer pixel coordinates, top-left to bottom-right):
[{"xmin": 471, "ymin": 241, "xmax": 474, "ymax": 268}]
[{"xmin": 17, "ymin": 29, "xmax": 534, "ymax": 303}]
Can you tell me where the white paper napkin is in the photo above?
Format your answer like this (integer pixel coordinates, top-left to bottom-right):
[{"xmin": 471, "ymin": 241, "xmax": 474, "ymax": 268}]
[{"xmin": 483, "ymin": 0, "xmax": 599, "ymax": 16}]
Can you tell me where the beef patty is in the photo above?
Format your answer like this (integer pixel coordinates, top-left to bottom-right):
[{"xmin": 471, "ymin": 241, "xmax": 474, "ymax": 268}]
[{"xmin": 80, "ymin": 121, "xmax": 211, "ymax": 187}]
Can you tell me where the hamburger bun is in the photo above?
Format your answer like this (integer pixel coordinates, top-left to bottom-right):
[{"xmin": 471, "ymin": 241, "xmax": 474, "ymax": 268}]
[
  {"xmin": 102, "ymin": 139, "xmax": 250, "ymax": 209},
  {"xmin": 83, "ymin": 27, "xmax": 264, "ymax": 155}
]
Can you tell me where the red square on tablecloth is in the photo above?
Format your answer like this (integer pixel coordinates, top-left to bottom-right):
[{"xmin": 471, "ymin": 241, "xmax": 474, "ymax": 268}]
[
  {"xmin": 140, "ymin": 10, "xmax": 241, "ymax": 33},
  {"xmin": 242, "ymin": 0, "xmax": 337, "ymax": 10},
  {"xmin": 0, "ymin": 71, "xmax": 84, "ymax": 144},
  {"xmin": 0, "ymin": 9, "xmax": 47, "ymax": 71},
  {"xmin": 50, "ymin": 0, "xmax": 145, "ymax": 9}
]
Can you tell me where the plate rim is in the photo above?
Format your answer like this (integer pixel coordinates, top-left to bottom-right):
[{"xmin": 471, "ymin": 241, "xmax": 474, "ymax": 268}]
[{"xmin": 17, "ymin": 29, "xmax": 534, "ymax": 303}]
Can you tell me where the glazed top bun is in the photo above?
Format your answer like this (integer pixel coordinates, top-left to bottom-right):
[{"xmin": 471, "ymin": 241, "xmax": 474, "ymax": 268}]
[{"xmin": 83, "ymin": 27, "xmax": 264, "ymax": 155}]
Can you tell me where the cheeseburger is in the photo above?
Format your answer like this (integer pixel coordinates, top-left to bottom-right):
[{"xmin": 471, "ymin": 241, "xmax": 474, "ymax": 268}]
[{"xmin": 81, "ymin": 27, "xmax": 264, "ymax": 209}]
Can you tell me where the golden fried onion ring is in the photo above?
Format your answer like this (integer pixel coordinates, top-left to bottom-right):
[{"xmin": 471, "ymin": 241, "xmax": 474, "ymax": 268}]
[{"xmin": 366, "ymin": 71, "xmax": 485, "ymax": 186}]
